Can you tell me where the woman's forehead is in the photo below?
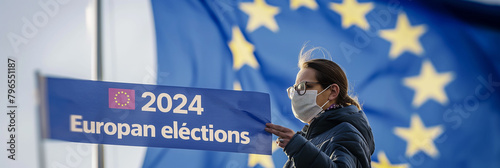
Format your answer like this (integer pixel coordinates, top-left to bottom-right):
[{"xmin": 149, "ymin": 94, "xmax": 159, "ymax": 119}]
[{"xmin": 296, "ymin": 68, "xmax": 317, "ymax": 84}]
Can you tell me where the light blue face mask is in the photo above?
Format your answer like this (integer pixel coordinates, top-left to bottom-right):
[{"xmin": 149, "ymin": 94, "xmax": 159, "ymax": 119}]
[{"xmin": 291, "ymin": 85, "xmax": 331, "ymax": 123}]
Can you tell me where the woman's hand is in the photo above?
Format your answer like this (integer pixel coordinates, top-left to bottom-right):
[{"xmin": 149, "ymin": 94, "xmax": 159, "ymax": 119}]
[{"xmin": 265, "ymin": 123, "xmax": 295, "ymax": 148}]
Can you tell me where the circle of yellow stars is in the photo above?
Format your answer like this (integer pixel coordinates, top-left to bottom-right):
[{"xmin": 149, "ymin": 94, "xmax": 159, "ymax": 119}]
[
  {"xmin": 230, "ymin": 0, "xmax": 455, "ymax": 167},
  {"xmin": 114, "ymin": 91, "xmax": 131, "ymax": 107}
]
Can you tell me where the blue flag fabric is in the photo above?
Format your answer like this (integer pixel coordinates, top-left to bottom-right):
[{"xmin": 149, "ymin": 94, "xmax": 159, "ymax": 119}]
[{"xmin": 144, "ymin": 0, "xmax": 500, "ymax": 167}]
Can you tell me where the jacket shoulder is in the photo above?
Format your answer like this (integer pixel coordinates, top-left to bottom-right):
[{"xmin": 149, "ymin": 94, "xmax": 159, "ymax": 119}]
[
  {"xmin": 315, "ymin": 122, "xmax": 372, "ymax": 167},
  {"xmin": 313, "ymin": 122, "xmax": 365, "ymax": 143}
]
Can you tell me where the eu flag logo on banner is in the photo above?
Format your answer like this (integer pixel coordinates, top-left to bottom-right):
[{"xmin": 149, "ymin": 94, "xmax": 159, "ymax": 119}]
[{"xmin": 108, "ymin": 88, "xmax": 135, "ymax": 109}]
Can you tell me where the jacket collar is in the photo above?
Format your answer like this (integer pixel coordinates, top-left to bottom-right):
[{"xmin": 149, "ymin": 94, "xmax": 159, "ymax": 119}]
[{"xmin": 301, "ymin": 105, "xmax": 375, "ymax": 153}]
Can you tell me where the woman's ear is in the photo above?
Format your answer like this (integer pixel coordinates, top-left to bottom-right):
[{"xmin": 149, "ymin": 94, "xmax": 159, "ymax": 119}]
[{"xmin": 329, "ymin": 84, "xmax": 340, "ymax": 101}]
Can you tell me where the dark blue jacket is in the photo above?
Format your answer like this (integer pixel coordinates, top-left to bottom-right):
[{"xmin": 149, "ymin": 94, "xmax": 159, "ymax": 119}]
[{"xmin": 283, "ymin": 105, "xmax": 375, "ymax": 168}]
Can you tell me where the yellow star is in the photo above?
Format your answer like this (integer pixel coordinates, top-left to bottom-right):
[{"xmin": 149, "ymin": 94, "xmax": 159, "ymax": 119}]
[
  {"xmin": 394, "ymin": 114, "xmax": 444, "ymax": 158},
  {"xmin": 248, "ymin": 142, "xmax": 279, "ymax": 168},
  {"xmin": 234, "ymin": 81, "xmax": 242, "ymax": 91},
  {"xmin": 290, "ymin": 0, "xmax": 318, "ymax": 10},
  {"xmin": 371, "ymin": 151, "xmax": 409, "ymax": 168},
  {"xmin": 403, "ymin": 60, "xmax": 454, "ymax": 108},
  {"xmin": 379, "ymin": 13, "xmax": 427, "ymax": 59},
  {"xmin": 228, "ymin": 26, "xmax": 259, "ymax": 70},
  {"xmin": 240, "ymin": 0, "xmax": 280, "ymax": 32},
  {"xmin": 329, "ymin": 0, "xmax": 374, "ymax": 30}
]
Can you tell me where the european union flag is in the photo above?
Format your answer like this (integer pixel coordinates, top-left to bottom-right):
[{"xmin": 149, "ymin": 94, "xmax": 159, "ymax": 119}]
[{"xmin": 143, "ymin": 0, "xmax": 500, "ymax": 167}]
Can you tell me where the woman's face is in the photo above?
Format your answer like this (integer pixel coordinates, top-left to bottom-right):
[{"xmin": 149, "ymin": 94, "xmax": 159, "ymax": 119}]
[{"xmin": 295, "ymin": 68, "xmax": 331, "ymax": 109}]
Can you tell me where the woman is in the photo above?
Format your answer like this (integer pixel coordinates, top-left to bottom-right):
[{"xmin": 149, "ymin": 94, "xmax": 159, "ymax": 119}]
[{"xmin": 265, "ymin": 50, "xmax": 375, "ymax": 168}]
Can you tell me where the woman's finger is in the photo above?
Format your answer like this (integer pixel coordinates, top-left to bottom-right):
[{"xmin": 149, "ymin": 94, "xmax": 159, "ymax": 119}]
[
  {"xmin": 267, "ymin": 123, "xmax": 294, "ymax": 135},
  {"xmin": 265, "ymin": 127, "xmax": 286, "ymax": 137},
  {"xmin": 271, "ymin": 124, "xmax": 293, "ymax": 133},
  {"xmin": 269, "ymin": 126, "xmax": 294, "ymax": 138}
]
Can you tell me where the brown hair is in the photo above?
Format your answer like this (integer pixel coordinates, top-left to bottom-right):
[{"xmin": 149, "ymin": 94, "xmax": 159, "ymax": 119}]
[{"xmin": 298, "ymin": 48, "xmax": 361, "ymax": 110}]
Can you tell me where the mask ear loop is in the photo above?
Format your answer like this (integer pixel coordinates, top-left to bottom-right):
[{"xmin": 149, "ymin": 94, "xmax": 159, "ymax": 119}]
[
  {"xmin": 317, "ymin": 84, "xmax": 332, "ymax": 95},
  {"xmin": 313, "ymin": 97, "xmax": 330, "ymax": 123},
  {"xmin": 320, "ymin": 100, "xmax": 330, "ymax": 109},
  {"xmin": 317, "ymin": 84, "xmax": 333, "ymax": 109},
  {"xmin": 311, "ymin": 84, "xmax": 333, "ymax": 122}
]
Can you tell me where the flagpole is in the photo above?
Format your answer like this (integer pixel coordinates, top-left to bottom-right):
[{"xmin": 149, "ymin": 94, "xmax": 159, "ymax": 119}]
[
  {"xmin": 36, "ymin": 72, "xmax": 47, "ymax": 168},
  {"xmin": 96, "ymin": 0, "xmax": 104, "ymax": 167}
]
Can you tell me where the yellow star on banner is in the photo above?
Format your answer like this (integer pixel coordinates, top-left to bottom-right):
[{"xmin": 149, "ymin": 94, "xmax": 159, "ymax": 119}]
[
  {"xmin": 240, "ymin": 0, "xmax": 280, "ymax": 32},
  {"xmin": 379, "ymin": 13, "xmax": 427, "ymax": 59},
  {"xmin": 329, "ymin": 0, "xmax": 374, "ymax": 30},
  {"xmin": 394, "ymin": 114, "xmax": 444, "ymax": 158},
  {"xmin": 228, "ymin": 26, "xmax": 259, "ymax": 70},
  {"xmin": 372, "ymin": 151, "xmax": 409, "ymax": 168},
  {"xmin": 248, "ymin": 142, "xmax": 280, "ymax": 168},
  {"xmin": 290, "ymin": 0, "xmax": 318, "ymax": 10},
  {"xmin": 403, "ymin": 60, "xmax": 454, "ymax": 108}
]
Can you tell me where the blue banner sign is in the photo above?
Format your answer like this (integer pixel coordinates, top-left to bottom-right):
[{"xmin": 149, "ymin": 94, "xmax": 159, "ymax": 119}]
[{"xmin": 41, "ymin": 77, "xmax": 271, "ymax": 155}]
